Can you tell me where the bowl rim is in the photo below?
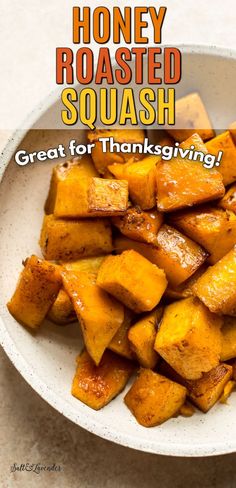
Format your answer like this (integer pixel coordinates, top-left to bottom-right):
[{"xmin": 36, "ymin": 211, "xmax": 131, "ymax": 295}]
[{"xmin": 1, "ymin": 43, "xmax": 236, "ymax": 457}]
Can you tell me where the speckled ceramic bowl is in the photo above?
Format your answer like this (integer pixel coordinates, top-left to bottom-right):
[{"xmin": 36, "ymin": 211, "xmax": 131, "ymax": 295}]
[{"xmin": 1, "ymin": 46, "xmax": 236, "ymax": 457}]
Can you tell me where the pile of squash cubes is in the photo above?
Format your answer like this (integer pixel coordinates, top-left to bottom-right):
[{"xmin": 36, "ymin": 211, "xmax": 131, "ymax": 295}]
[{"xmin": 7, "ymin": 92, "xmax": 236, "ymax": 427}]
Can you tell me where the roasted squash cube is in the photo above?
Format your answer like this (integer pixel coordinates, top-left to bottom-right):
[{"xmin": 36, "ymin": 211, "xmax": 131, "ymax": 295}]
[
  {"xmin": 221, "ymin": 316, "xmax": 236, "ymax": 361},
  {"xmin": 112, "ymin": 207, "xmax": 163, "ymax": 244},
  {"xmin": 47, "ymin": 288, "xmax": 76, "ymax": 325},
  {"xmin": 7, "ymin": 255, "xmax": 61, "ymax": 329},
  {"xmin": 159, "ymin": 360, "xmax": 232, "ymax": 412},
  {"xmin": 109, "ymin": 309, "xmax": 135, "ymax": 360},
  {"xmin": 49, "ymin": 257, "xmax": 106, "ymax": 326},
  {"xmin": 62, "ymin": 270, "xmax": 124, "ymax": 365},
  {"xmin": 193, "ymin": 246, "xmax": 236, "ymax": 315},
  {"xmin": 124, "ymin": 369, "xmax": 187, "ymax": 427},
  {"xmin": 187, "ymin": 364, "xmax": 233, "ymax": 412},
  {"xmin": 54, "ymin": 257, "xmax": 106, "ymax": 324},
  {"xmin": 88, "ymin": 128, "xmax": 145, "ymax": 174},
  {"xmin": 155, "ymin": 297, "xmax": 222, "ymax": 380},
  {"xmin": 170, "ymin": 207, "xmax": 236, "ymax": 264},
  {"xmin": 154, "ymin": 225, "xmax": 207, "ymax": 286},
  {"xmin": 167, "ymin": 92, "xmax": 215, "ymax": 142},
  {"xmin": 114, "ymin": 224, "xmax": 208, "ymax": 287},
  {"xmin": 109, "ymin": 155, "xmax": 159, "ymax": 210},
  {"xmin": 128, "ymin": 308, "xmax": 163, "ymax": 368},
  {"xmin": 206, "ymin": 131, "xmax": 236, "ymax": 185},
  {"xmin": 54, "ymin": 177, "xmax": 91, "ymax": 218},
  {"xmin": 219, "ymin": 183, "xmax": 236, "ymax": 213},
  {"xmin": 97, "ymin": 250, "xmax": 167, "ymax": 313},
  {"xmin": 156, "ymin": 159, "xmax": 225, "ymax": 212},
  {"xmin": 72, "ymin": 349, "xmax": 134, "ymax": 410},
  {"xmin": 53, "ymin": 156, "xmax": 100, "ymax": 218},
  {"xmin": 87, "ymin": 178, "xmax": 128, "ymax": 215},
  {"xmin": 180, "ymin": 132, "xmax": 209, "ymax": 152},
  {"xmin": 156, "ymin": 134, "xmax": 224, "ymax": 212},
  {"xmin": 39, "ymin": 214, "xmax": 112, "ymax": 261},
  {"xmin": 45, "ymin": 156, "xmax": 98, "ymax": 215},
  {"xmin": 156, "ymin": 161, "xmax": 224, "ymax": 212}
]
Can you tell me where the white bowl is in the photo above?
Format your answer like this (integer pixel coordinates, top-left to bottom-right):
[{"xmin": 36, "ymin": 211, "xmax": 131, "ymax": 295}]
[{"xmin": 1, "ymin": 46, "xmax": 236, "ymax": 457}]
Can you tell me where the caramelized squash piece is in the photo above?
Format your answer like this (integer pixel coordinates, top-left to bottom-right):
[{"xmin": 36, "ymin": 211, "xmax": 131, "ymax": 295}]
[
  {"xmin": 40, "ymin": 214, "xmax": 112, "ymax": 261},
  {"xmin": 109, "ymin": 155, "xmax": 159, "ymax": 210},
  {"xmin": 109, "ymin": 309, "xmax": 135, "ymax": 360},
  {"xmin": 155, "ymin": 297, "xmax": 222, "ymax": 380},
  {"xmin": 154, "ymin": 225, "xmax": 207, "ymax": 286},
  {"xmin": 48, "ymin": 288, "xmax": 76, "ymax": 325},
  {"xmin": 49, "ymin": 256, "xmax": 106, "ymax": 325},
  {"xmin": 54, "ymin": 176, "xmax": 97, "ymax": 219},
  {"xmin": 112, "ymin": 207, "xmax": 163, "ymax": 244},
  {"xmin": 206, "ymin": 131, "xmax": 236, "ymax": 185},
  {"xmin": 193, "ymin": 246, "xmax": 236, "ymax": 315},
  {"xmin": 49, "ymin": 258, "xmax": 107, "ymax": 325},
  {"xmin": 159, "ymin": 361, "xmax": 232, "ymax": 412},
  {"xmin": 189, "ymin": 366, "xmax": 232, "ymax": 412},
  {"xmin": 156, "ymin": 134, "xmax": 224, "ymax": 212},
  {"xmin": 170, "ymin": 207, "xmax": 236, "ymax": 264},
  {"xmin": 219, "ymin": 183, "xmax": 236, "ymax": 213},
  {"xmin": 221, "ymin": 316, "xmax": 236, "ymax": 361},
  {"xmin": 97, "ymin": 250, "xmax": 167, "ymax": 313},
  {"xmin": 114, "ymin": 224, "xmax": 208, "ymax": 287},
  {"xmin": 88, "ymin": 128, "xmax": 145, "ymax": 174},
  {"xmin": 87, "ymin": 178, "xmax": 128, "ymax": 216},
  {"xmin": 62, "ymin": 270, "xmax": 124, "ymax": 365},
  {"xmin": 167, "ymin": 92, "xmax": 215, "ymax": 142},
  {"xmin": 180, "ymin": 132, "xmax": 209, "ymax": 152},
  {"xmin": 128, "ymin": 308, "xmax": 163, "ymax": 368},
  {"xmin": 124, "ymin": 369, "xmax": 187, "ymax": 427},
  {"xmin": 7, "ymin": 255, "xmax": 61, "ymax": 329},
  {"xmin": 45, "ymin": 156, "xmax": 98, "ymax": 215},
  {"xmin": 72, "ymin": 349, "xmax": 134, "ymax": 410}
]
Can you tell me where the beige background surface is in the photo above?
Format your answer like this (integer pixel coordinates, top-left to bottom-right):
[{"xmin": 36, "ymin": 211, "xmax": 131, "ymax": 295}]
[
  {"xmin": 1, "ymin": 346, "xmax": 236, "ymax": 488},
  {"xmin": 1, "ymin": 1, "xmax": 236, "ymax": 486}
]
